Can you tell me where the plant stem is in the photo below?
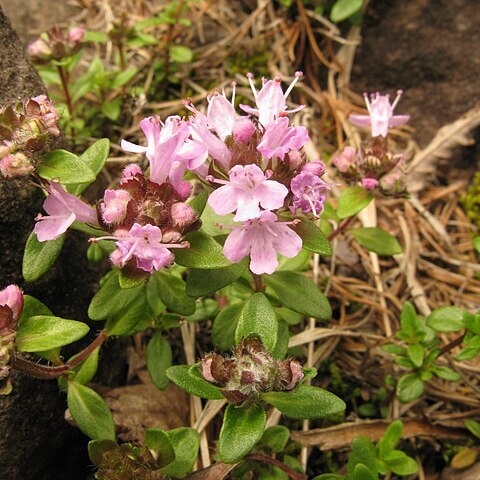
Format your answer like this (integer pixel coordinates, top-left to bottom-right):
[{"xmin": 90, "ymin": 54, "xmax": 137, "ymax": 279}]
[
  {"xmin": 68, "ymin": 330, "xmax": 107, "ymax": 368},
  {"xmin": 11, "ymin": 354, "xmax": 70, "ymax": 379},
  {"xmin": 439, "ymin": 334, "xmax": 465, "ymax": 356},
  {"xmin": 246, "ymin": 454, "xmax": 308, "ymax": 480},
  {"xmin": 253, "ymin": 274, "xmax": 265, "ymax": 292},
  {"xmin": 56, "ymin": 65, "xmax": 76, "ymax": 139},
  {"xmin": 328, "ymin": 215, "xmax": 356, "ymax": 241}
]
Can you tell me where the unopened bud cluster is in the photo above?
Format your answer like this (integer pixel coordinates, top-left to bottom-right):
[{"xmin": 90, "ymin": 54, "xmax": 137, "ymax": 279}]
[
  {"xmin": 28, "ymin": 26, "xmax": 86, "ymax": 63},
  {"xmin": 0, "ymin": 96, "xmax": 59, "ymax": 178},
  {"xmin": 0, "ymin": 285, "xmax": 24, "ymax": 395},
  {"xmin": 201, "ymin": 337, "xmax": 304, "ymax": 404},
  {"xmin": 333, "ymin": 91, "xmax": 410, "ymax": 195}
]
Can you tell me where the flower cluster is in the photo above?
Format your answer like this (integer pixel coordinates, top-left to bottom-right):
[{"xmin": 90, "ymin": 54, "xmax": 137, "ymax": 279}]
[
  {"xmin": 34, "ymin": 73, "xmax": 329, "ymax": 276},
  {"xmin": 333, "ymin": 91, "xmax": 409, "ymax": 195},
  {"xmin": 0, "ymin": 96, "xmax": 60, "ymax": 178},
  {"xmin": 0, "ymin": 285, "xmax": 24, "ymax": 395},
  {"xmin": 201, "ymin": 337, "xmax": 304, "ymax": 404},
  {"xmin": 28, "ymin": 26, "xmax": 86, "ymax": 63}
]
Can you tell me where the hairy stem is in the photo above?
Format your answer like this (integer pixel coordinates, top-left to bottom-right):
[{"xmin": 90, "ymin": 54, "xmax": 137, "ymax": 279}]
[
  {"xmin": 253, "ymin": 274, "xmax": 265, "ymax": 292},
  {"xmin": 56, "ymin": 65, "xmax": 76, "ymax": 139},
  {"xmin": 68, "ymin": 330, "xmax": 107, "ymax": 368},
  {"xmin": 11, "ymin": 355, "xmax": 70, "ymax": 379}
]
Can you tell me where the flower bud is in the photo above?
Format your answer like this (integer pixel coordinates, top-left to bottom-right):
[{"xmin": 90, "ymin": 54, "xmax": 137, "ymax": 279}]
[
  {"xmin": 101, "ymin": 189, "xmax": 131, "ymax": 224},
  {"xmin": 68, "ymin": 26, "xmax": 86, "ymax": 44},
  {"xmin": 0, "ymin": 153, "xmax": 34, "ymax": 178},
  {"xmin": 361, "ymin": 177, "xmax": 379, "ymax": 190},
  {"xmin": 333, "ymin": 146, "xmax": 356, "ymax": 173},
  {"xmin": 27, "ymin": 38, "xmax": 52, "ymax": 60},
  {"xmin": 171, "ymin": 202, "xmax": 197, "ymax": 229},
  {"xmin": 232, "ymin": 118, "xmax": 256, "ymax": 145},
  {"xmin": 121, "ymin": 164, "xmax": 143, "ymax": 184},
  {"xmin": 0, "ymin": 285, "xmax": 24, "ymax": 325},
  {"xmin": 301, "ymin": 160, "xmax": 326, "ymax": 177},
  {"xmin": 287, "ymin": 150, "xmax": 304, "ymax": 170}
]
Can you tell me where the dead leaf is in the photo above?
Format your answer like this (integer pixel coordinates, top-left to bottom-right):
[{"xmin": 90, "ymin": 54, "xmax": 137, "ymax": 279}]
[
  {"xmin": 186, "ymin": 462, "xmax": 238, "ymax": 480},
  {"xmin": 95, "ymin": 369, "xmax": 189, "ymax": 443},
  {"xmin": 451, "ymin": 448, "xmax": 478, "ymax": 470}
]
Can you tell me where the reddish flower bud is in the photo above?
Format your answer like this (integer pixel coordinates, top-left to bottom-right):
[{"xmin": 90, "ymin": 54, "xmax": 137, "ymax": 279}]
[
  {"xmin": 0, "ymin": 153, "xmax": 34, "ymax": 178},
  {"xmin": 171, "ymin": 202, "xmax": 197, "ymax": 229},
  {"xmin": 0, "ymin": 285, "xmax": 24, "ymax": 325},
  {"xmin": 301, "ymin": 160, "xmax": 326, "ymax": 177},
  {"xmin": 68, "ymin": 26, "xmax": 86, "ymax": 44}
]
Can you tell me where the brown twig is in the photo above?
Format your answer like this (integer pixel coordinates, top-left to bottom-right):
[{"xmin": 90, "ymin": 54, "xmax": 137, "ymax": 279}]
[
  {"xmin": 328, "ymin": 215, "xmax": 356, "ymax": 241},
  {"xmin": 247, "ymin": 453, "xmax": 308, "ymax": 480},
  {"xmin": 439, "ymin": 334, "xmax": 465, "ymax": 356}
]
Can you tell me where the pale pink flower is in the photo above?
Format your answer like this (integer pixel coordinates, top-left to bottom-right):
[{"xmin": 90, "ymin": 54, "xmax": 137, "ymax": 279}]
[
  {"xmin": 68, "ymin": 26, "xmax": 85, "ymax": 44},
  {"xmin": 27, "ymin": 38, "xmax": 52, "ymax": 60},
  {"xmin": 349, "ymin": 91, "xmax": 410, "ymax": 137},
  {"xmin": 101, "ymin": 189, "xmax": 131, "ymax": 224},
  {"xmin": 301, "ymin": 160, "xmax": 325, "ymax": 176},
  {"xmin": 208, "ymin": 164, "xmax": 288, "ymax": 222},
  {"xmin": 240, "ymin": 72, "xmax": 304, "ymax": 127},
  {"xmin": 107, "ymin": 223, "xmax": 188, "ymax": 273},
  {"xmin": 121, "ymin": 116, "xmax": 190, "ymax": 187},
  {"xmin": 223, "ymin": 211, "xmax": 302, "ymax": 275},
  {"xmin": 34, "ymin": 183, "xmax": 98, "ymax": 241},
  {"xmin": 232, "ymin": 117, "xmax": 256, "ymax": 145},
  {"xmin": 0, "ymin": 285, "xmax": 24, "ymax": 325},
  {"xmin": 120, "ymin": 164, "xmax": 142, "ymax": 184},
  {"xmin": 257, "ymin": 117, "xmax": 309, "ymax": 161},
  {"xmin": 0, "ymin": 153, "xmax": 34, "ymax": 178},
  {"xmin": 207, "ymin": 93, "xmax": 237, "ymax": 141},
  {"xmin": 290, "ymin": 171, "xmax": 329, "ymax": 217}
]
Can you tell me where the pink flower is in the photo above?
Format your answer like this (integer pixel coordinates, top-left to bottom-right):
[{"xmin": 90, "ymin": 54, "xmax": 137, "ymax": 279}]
[
  {"xmin": 0, "ymin": 153, "xmax": 34, "ymax": 178},
  {"xmin": 27, "ymin": 38, "xmax": 52, "ymax": 60},
  {"xmin": 0, "ymin": 285, "xmax": 24, "ymax": 325},
  {"xmin": 257, "ymin": 117, "xmax": 309, "ymax": 161},
  {"xmin": 301, "ymin": 160, "xmax": 325, "ymax": 176},
  {"xmin": 34, "ymin": 183, "xmax": 98, "ymax": 241},
  {"xmin": 107, "ymin": 223, "xmax": 189, "ymax": 273},
  {"xmin": 120, "ymin": 164, "xmax": 142, "ymax": 184},
  {"xmin": 101, "ymin": 189, "xmax": 131, "ymax": 224},
  {"xmin": 207, "ymin": 93, "xmax": 237, "ymax": 141},
  {"xmin": 223, "ymin": 211, "xmax": 302, "ymax": 275},
  {"xmin": 349, "ymin": 91, "xmax": 410, "ymax": 137},
  {"xmin": 232, "ymin": 118, "xmax": 256, "ymax": 145},
  {"xmin": 290, "ymin": 172, "xmax": 329, "ymax": 217},
  {"xmin": 68, "ymin": 26, "xmax": 86, "ymax": 44},
  {"xmin": 208, "ymin": 164, "xmax": 288, "ymax": 222},
  {"xmin": 240, "ymin": 72, "xmax": 304, "ymax": 127},
  {"xmin": 333, "ymin": 146, "xmax": 357, "ymax": 172},
  {"xmin": 121, "ymin": 116, "xmax": 190, "ymax": 187}
]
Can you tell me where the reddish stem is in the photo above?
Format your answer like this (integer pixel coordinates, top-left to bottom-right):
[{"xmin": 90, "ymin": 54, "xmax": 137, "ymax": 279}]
[
  {"xmin": 68, "ymin": 331, "xmax": 107, "ymax": 368},
  {"xmin": 246, "ymin": 454, "xmax": 308, "ymax": 480},
  {"xmin": 253, "ymin": 274, "xmax": 265, "ymax": 292},
  {"xmin": 328, "ymin": 215, "xmax": 356, "ymax": 241},
  {"xmin": 11, "ymin": 355, "xmax": 70, "ymax": 379}
]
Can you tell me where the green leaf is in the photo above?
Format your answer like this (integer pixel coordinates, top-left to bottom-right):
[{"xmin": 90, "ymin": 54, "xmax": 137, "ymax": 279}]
[
  {"xmin": 160, "ymin": 428, "xmax": 200, "ymax": 478},
  {"xmin": 185, "ymin": 298, "xmax": 218, "ymax": 322},
  {"xmin": 264, "ymin": 271, "xmax": 331, "ymax": 320},
  {"xmin": 144, "ymin": 428, "xmax": 175, "ymax": 468},
  {"xmin": 278, "ymin": 248, "xmax": 311, "ymax": 271},
  {"xmin": 174, "ymin": 231, "xmax": 231, "ymax": 269},
  {"xmin": 261, "ymin": 385, "xmax": 346, "ymax": 420},
  {"xmin": 188, "ymin": 190, "xmax": 208, "ymax": 216},
  {"xmin": 212, "ymin": 302, "xmax": 244, "ymax": 351},
  {"xmin": 169, "ymin": 45, "xmax": 193, "ymax": 63},
  {"xmin": 377, "ymin": 420, "xmax": 402, "ymax": 458},
  {"xmin": 432, "ymin": 365, "xmax": 461, "ymax": 381},
  {"xmin": 166, "ymin": 365, "xmax": 224, "ymax": 400},
  {"xmin": 84, "ymin": 31, "xmax": 109, "ymax": 43},
  {"xmin": 347, "ymin": 437, "xmax": 377, "ymax": 480},
  {"xmin": 38, "ymin": 150, "xmax": 96, "ymax": 184},
  {"xmin": 235, "ymin": 293, "xmax": 278, "ymax": 353},
  {"xmin": 352, "ymin": 464, "xmax": 376, "ymax": 480},
  {"xmin": 350, "ymin": 228, "xmax": 402, "ymax": 256},
  {"xmin": 152, "ymin": 271, "xmax": 196, "ymax": 316},
  {"xmin": 18, "ymin": 295, "xmax": 52, "ymax": 325},
  {"xmin": 22, "ymin": 232, "xmax": 65, "ymax": 282},
  {"xmin": 396, "ymin": 373, "xmax": 424, "ymax": 403},
  {"xmin": 407, "ymin": 344, "xmax": 424, "ymax": 368},
  {"xmin": 474, "ymin": 236, "xmax": 480, "ymax": 254},
  {"xmin": 101, "ymin": 98, "xmax": 121, "ymax": 121},
  {"xmin": 147, "ymin": 333, "xmax": 172, "ymax": 390},
  {"xmin": 16, "ymin": 315, "xmax": 89, "ymax": 352},
  {"xmin": 67, "ymin": 381, "xmax": 116, "ymax": 440},
  {"xmin": 186, "ymin": 262, "xmax": 247, "ymax": 297},
  {"xmin": 464, "ymin": 419, "xmax": 480, "ymax": 439},
  {"xmin": 111, "ymin": 68, "xmax": 138, "ymax": 89},
  {"xmin": 218, "ymin": 403, "xmax": 266, "ymax": 463},
  {"xmin": 383, "ymin": 450, "xmax": 418, "ymax": 475},
  {"xmin": 69, "ymin": 138, "xmax": 110, "ymax": 196},
  {"xmin": 426, "ymin": 306, "xmax": 466, "ymax": 332},
  {"xmin": 271, "ymin": 320, "xmax": 289, "ymax": 360},
  {"xmin": 313, "ymin": 475, "xmax": 345, "ymax": 480},
  {"xmin": 259, "ymin": 426, "xmax": 290, "ymax": 453},
  {"xmin": 382, "ymin": 344, "xmax": 406, "ymax": 356},
  {"xmin": 88, "ymin": 439, "xmax": 117, "ymax": 466},
  {"xmin": 337, "ymin": 186, "xmax": 373, "ymax": 219},
  {"xmin": 71, "ymin": 347, "xmax": 100, "ymax": 385},
  {"xmin": 290, "ymin": 219, "xmax": 332, "ymax": 256},
  {"xmin": 88, "ymin": 271, "xmax": 144, "ymax": 321},
  {"xmin": 200, "ymin": 203, "xmax": 236, "ymax": 237},
  {"xmin": 118, "ymin": 269, "xmax": 148, "ymax": 289},
  {"xmin": 399, "ymin": 302, "xmax": 420, "ymax": 337}
]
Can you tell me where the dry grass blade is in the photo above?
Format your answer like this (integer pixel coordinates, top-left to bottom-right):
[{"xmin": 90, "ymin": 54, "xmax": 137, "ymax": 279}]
[
  {"xmin": 291, "ymin": 419, "xmax": 470, "ymax": 450},
  {"xmin": 185, "ymin": 462, "xmax": 238, "ymax": 480},
  {"xmin": 408, "ymin": 104, "xmax": 480, "ymax": 192}
]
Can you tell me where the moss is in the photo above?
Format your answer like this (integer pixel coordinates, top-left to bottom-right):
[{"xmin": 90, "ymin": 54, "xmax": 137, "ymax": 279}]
[{"xmin": 462, "ymin": 172, "xmax": 480, "ymax": 229}]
